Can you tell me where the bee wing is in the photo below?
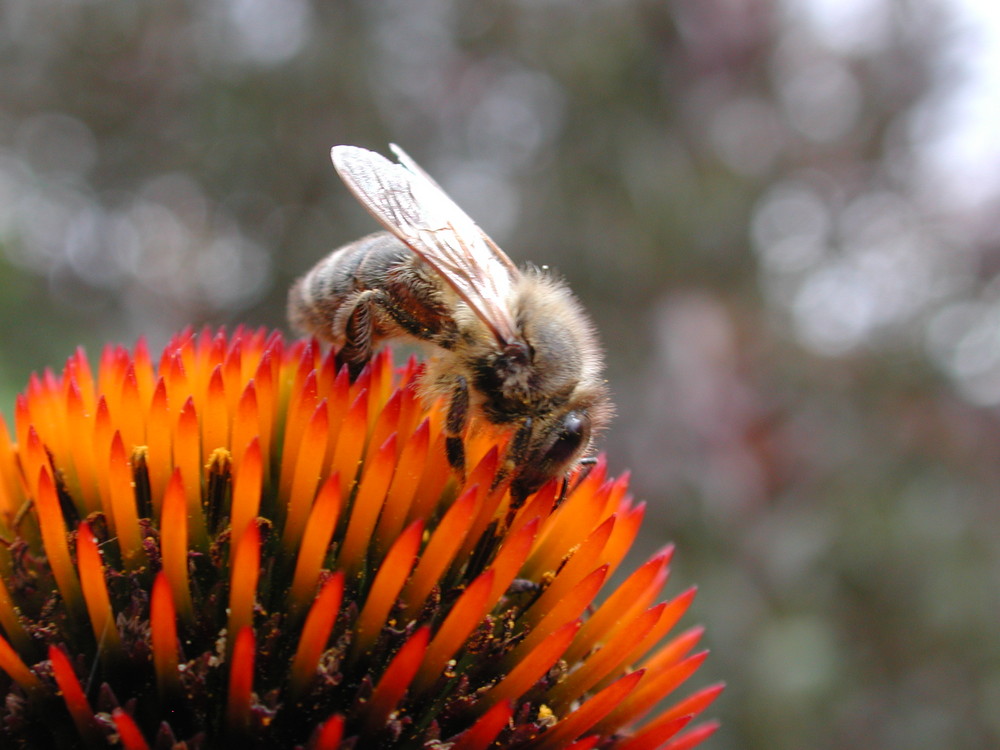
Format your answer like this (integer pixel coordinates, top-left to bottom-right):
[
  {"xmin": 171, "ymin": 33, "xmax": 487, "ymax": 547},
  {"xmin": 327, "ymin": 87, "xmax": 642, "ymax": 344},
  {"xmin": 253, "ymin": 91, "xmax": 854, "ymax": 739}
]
[
  {"xmin": 387, "ymin": 144, "xmax": 519, "ymax": 279},
  {"xmin": 331, "ymin": 144, "xmax": 520, "ymax": 345}
]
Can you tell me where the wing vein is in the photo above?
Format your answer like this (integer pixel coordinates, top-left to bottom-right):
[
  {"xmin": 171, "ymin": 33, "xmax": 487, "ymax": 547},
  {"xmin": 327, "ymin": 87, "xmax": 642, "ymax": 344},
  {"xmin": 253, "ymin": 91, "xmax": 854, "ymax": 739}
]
[{"xmin": 331, "ymin": 145, "xmax": 521, "ymax": 345}]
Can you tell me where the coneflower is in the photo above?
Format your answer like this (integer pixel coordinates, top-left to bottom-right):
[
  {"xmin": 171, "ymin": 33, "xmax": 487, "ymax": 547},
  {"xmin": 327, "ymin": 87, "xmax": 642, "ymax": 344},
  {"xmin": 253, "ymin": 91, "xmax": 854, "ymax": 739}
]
[{"xmin": 0, "ymin": 327, "xmax": 720, "ymax": 748}]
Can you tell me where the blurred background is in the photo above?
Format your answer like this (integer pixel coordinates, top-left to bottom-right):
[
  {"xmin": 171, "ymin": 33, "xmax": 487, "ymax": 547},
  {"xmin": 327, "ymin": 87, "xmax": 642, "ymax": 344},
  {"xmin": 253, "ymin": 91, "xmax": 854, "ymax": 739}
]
[{"xmin": 2, "ymin": 0, "xmax": 1000, "ymax": 747}]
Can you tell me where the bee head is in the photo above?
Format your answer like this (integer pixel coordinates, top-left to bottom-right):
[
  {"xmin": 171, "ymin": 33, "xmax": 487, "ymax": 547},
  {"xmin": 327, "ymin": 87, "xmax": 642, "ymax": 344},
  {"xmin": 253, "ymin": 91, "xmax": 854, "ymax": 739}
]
[{"xmin": 510, "ymin": 408, "xmax": 594, "ymax": 501}]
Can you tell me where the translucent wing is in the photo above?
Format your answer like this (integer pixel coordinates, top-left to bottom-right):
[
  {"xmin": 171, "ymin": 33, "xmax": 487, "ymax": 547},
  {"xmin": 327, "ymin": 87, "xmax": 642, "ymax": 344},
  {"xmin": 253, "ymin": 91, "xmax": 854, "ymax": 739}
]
[{"xmin": 330, "ymin": 144, "xmax": 520, "ymax": 345}]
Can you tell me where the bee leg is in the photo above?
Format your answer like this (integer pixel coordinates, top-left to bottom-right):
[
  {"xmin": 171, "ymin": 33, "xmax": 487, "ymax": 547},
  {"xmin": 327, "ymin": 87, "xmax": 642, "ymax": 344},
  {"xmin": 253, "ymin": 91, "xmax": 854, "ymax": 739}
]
[
  {"xmin": 557, "ymin": 475, "xmax": 570, "ymax": 507},
  {"xmin": 503, "ymin": 417, "xmax": 535, "ymax": 511},
  {"xmin": 339, "ymin": 290, "xmax": 382, "ymax": 378},
  {"xmin": 555, "ymin": 456, "xmax": 599, "ymax": 508},
  {"xmin": 341, "ymin": 290, "xmax": 443, "ymax": 379},
  {"xmin": 465, "ymin": 518, "xmax": 500, "ymax": 580},
  {"xmin": 576, "ymin": 456, "xmax": 598, "ymax": 483},
  {"xmin": 445, "ymin": 375, "xmax": 469, "ymax": 479},
  {"xmin": 467, "ymin": 419, "xmax": 536, "ymax": 579}
]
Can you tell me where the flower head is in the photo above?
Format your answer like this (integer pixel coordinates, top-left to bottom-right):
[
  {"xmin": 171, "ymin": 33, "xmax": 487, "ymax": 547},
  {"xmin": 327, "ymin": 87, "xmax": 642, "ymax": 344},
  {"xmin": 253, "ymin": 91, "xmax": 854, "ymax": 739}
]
[{"xmin": 0, "ymin": 327, "xmax": 720, "ymax": 748}]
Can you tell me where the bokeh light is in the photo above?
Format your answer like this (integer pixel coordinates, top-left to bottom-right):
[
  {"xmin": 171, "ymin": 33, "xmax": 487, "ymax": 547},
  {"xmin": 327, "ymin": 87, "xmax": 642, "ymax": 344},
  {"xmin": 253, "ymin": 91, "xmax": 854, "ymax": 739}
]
[{"xmin": 3, "ymin": 0, "xmax": 1000, "ymax": 747}]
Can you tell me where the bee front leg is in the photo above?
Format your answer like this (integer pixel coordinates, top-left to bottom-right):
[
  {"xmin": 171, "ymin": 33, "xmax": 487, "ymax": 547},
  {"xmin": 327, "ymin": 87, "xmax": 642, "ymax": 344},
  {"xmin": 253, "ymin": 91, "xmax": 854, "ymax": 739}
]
[
  {"xmin": 465, "ymin": 418, "xmax": 538, "ymax": 579},
  {"xmin": 504, "ymin": 417, "xmax": 535, "ymax": 510},
  {"xmin": 445, "ymin": 375, "xmax": 469, "ymax": 480},
  {"xmin": 555, "ymin": 456, "xmax": 597, "ymax": 508}
]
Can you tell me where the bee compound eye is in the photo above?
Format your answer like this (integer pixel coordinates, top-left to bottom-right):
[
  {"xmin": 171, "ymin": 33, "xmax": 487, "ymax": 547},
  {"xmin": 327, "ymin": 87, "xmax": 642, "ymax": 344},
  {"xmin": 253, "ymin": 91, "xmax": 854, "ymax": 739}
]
[{"xmin": 542, "ymin": 411, "xmax": 591, "ymax": 469}]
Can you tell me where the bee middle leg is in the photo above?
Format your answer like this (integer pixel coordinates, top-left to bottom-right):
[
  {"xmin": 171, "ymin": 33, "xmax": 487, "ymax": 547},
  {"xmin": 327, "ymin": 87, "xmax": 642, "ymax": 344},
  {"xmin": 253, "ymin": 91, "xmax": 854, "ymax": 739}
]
[
  {"xmin": 503, "ymin": 417, "xmax": 536, "ymax": 511},
  {"xmin": 556, "ymin": 456, "xmax": 598, "ymax": 508},
  {"xmin": 445, "ymin": 375, "xmax": 469, "ymax": 479}
]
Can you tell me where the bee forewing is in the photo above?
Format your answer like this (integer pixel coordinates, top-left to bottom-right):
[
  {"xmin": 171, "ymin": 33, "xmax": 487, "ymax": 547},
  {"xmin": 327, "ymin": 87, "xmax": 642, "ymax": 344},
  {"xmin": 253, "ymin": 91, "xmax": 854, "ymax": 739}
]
[
  {"xmin": 331, "ymin": 145, "xmax": 520, "ymax": 345},
  {"xmin": 388, "ymin": 143, "xmax": 449, "ymax": 196}
]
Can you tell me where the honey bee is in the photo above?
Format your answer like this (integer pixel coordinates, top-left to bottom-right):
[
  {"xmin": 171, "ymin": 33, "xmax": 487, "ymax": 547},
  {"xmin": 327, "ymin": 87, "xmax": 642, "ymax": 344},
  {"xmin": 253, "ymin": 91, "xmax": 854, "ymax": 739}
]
[{"xmin": 288, "ymin": 144, "xmax": 611, "ymax": 504}]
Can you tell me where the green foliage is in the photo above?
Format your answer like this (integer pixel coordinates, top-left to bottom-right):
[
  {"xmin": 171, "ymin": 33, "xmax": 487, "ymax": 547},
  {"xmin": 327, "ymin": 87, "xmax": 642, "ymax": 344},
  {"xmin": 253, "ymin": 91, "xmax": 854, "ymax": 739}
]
[{"xmin": 1, "ymin": 1, "xmax": 998, "ymax": 747}]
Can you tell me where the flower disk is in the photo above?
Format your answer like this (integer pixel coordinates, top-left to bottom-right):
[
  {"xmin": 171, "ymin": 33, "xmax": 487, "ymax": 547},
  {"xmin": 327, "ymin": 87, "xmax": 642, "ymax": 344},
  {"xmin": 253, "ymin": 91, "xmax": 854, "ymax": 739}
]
[{"xmin": 0, "ymin": 327, "xmax": 720, "ymax": 749}]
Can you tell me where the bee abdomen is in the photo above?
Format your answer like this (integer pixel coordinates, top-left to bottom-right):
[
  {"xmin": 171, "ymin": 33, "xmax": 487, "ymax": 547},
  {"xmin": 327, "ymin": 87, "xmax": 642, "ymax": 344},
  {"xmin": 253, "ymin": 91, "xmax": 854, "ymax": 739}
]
[{"xmin": 288, "ymin": 232, "xmax": 417, "ymax": 344}]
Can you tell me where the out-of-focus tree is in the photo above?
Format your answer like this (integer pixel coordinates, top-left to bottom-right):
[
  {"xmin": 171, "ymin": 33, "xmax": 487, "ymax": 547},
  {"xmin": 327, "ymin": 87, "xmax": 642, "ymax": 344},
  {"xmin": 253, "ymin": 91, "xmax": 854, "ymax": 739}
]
[{"xmin": 2, "ymin": 0, "xmax": 1000, "ymax": 748}]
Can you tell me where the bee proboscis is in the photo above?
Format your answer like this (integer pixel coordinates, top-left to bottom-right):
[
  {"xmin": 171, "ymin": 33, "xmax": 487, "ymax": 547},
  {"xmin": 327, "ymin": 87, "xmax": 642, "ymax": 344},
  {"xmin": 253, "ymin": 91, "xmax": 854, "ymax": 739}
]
[{"xmin": 289, "ymin": 144, "xmax": 611, "ymax": 503}]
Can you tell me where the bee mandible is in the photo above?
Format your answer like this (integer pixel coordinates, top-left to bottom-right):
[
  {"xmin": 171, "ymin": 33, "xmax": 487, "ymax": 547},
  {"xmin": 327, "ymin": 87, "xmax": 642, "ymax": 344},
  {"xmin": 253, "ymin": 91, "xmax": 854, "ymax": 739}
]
[{"xmin": 288, "ymin": 145, "xmax": 612, "ymax": 504}]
